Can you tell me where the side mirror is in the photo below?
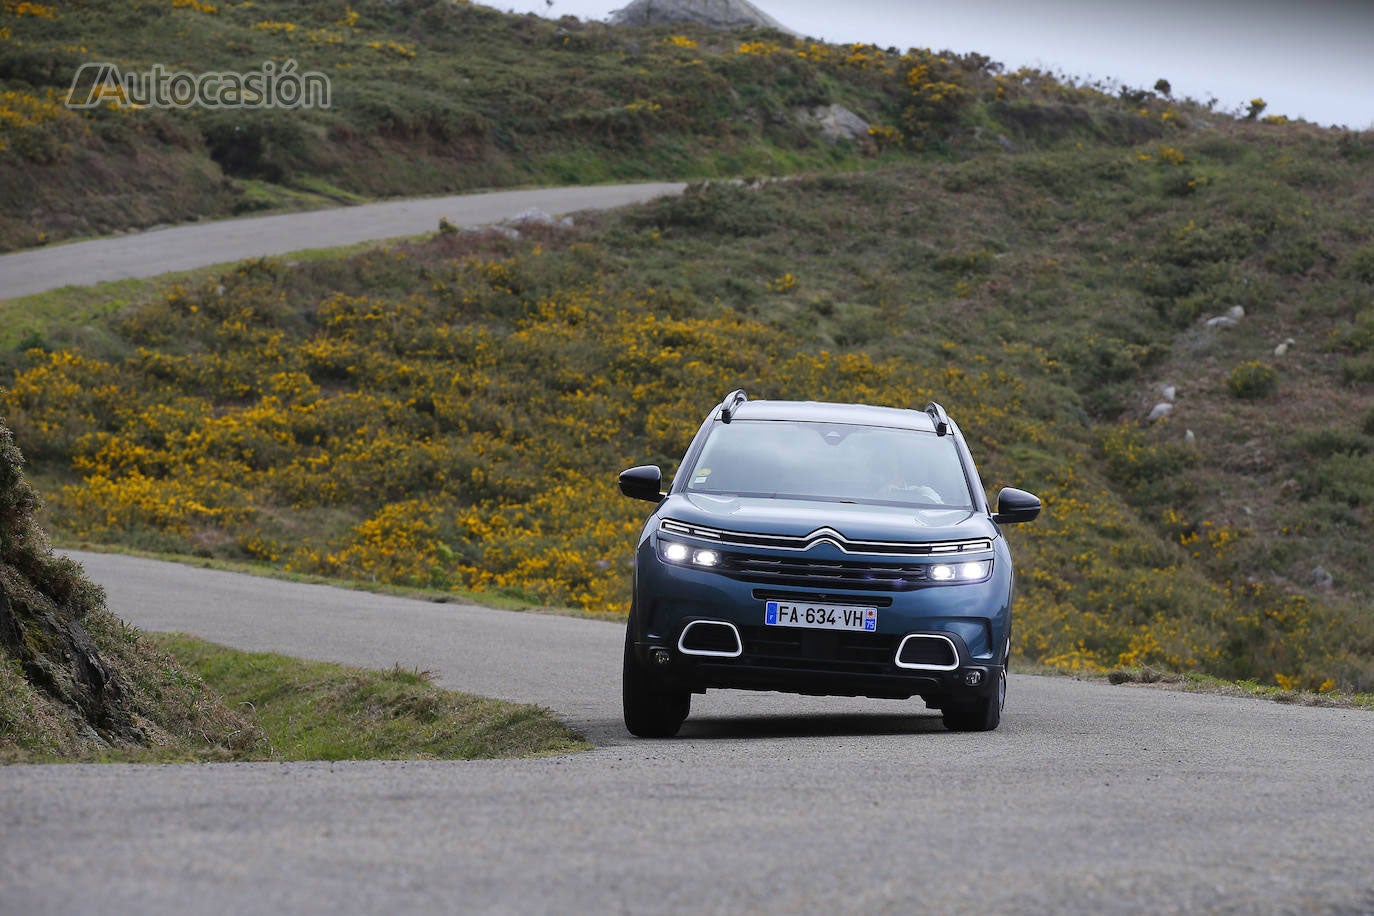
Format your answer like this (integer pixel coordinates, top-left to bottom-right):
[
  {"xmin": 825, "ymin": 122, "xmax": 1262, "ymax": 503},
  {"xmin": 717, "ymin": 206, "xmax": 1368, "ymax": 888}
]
[
  {"xmin": 619, "ymin": 465, "xmax": 665, "ymax": 503},
  {"xmin": 992, "ymin": 487, "xmax": 1041, "ymax": 524}
]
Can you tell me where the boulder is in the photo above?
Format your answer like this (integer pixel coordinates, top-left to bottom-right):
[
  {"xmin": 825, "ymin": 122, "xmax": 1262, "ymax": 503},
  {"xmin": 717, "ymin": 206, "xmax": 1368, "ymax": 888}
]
[
  {"xmin": 1146, "ymin": 402, "xmax": 1173, "ymax": 423},
  {"xmin": 608, "ymin": 0, "xmax": 796, "ymax": 33},
  {"xmin": 802, "ymin": 104, "xmax": 871, "ymax": 144},
  {"xmin": 510, "ymin": 207, "xmax": 557, "ymax": 226}
]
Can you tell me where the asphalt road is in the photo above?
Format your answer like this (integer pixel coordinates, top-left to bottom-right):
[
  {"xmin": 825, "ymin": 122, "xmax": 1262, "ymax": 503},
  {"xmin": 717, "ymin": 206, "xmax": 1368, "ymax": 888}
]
[
  {"xmin": 2, "ymin": 551, "xmax": 1372, "ymax": 914},
  {"xmin": 0, "ymin": 182, "xmax": 686, "ymax": 299}
]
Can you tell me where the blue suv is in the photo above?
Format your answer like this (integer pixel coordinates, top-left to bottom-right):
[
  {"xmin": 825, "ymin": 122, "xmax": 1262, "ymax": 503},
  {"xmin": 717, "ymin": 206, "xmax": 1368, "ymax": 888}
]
[{"xmin": 619, "ymin": 391, "xmax": 1040, "ymax": 737}]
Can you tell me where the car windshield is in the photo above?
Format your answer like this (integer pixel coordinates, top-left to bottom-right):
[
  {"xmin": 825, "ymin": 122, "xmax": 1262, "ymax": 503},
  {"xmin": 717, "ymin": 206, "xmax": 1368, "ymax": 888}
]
[{"xmin": 682, "ymin": 420, "xmax": 974, "ymax": 508}]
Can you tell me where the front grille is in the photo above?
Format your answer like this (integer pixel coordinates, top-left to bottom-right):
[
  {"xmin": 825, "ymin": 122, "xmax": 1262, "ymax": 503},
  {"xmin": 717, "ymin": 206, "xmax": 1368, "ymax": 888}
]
[
  {"xmin": 660, "ymin": 518, "xmax": 990, "ymax": 557},
  {"xmin": 738, "ymin": 625, "xmax": 902, "ymax": 675},
  {"xmin": 719, "ymin": 554, "xmax": 931, "ymax": 592}
]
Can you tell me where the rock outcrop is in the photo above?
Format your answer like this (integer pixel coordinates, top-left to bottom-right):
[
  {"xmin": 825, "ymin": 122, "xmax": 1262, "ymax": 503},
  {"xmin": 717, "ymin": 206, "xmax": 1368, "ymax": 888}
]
[
  {"xmin": 0, "ymin": 421, "xmax": 140, "ymax": 748},
  {"xmin": 608, "ymin": 0, "xmax": 795, "ymax": 34},
  {"xmin": 802, "ymin": 104, "xmax": 871, "ymax": 144}
]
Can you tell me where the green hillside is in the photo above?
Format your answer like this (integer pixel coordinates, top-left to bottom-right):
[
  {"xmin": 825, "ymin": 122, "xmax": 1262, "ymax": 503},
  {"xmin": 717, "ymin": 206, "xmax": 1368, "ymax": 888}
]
[
  {"xmin": 2, "ymin": 1, "xmax": 1371, "ymax": 696},
  {"xmin": 7, "ymin": 0, "xmax": 1183, "ymax": 249},
  {"xmin": 6, "ymin": 141, "xmax": 1374, "ymax": 692}
]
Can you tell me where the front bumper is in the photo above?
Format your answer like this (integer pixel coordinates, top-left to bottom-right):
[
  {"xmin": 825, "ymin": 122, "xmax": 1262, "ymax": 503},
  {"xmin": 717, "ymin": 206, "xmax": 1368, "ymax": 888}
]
[{"xmin": 632, "ymin": 623, "xmax": 1002, "ymax": 704}]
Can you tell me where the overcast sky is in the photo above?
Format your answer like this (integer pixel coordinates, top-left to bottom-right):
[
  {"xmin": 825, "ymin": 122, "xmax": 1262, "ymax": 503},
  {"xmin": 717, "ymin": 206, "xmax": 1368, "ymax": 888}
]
[{"xmin": 489, "ymin": 0, "xmax": 1373, "ymax": 129}]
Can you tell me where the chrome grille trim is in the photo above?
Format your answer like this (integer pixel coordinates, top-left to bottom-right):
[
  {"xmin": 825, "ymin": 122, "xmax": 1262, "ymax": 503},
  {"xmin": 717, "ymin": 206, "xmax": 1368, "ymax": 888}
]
[
  {"xmin": 678, "ymin": 620, "xmax": 743, "ymax": 658},
  {"xmin": 660, "ymin": 518, "xmax": 991, "ymax": 557}
]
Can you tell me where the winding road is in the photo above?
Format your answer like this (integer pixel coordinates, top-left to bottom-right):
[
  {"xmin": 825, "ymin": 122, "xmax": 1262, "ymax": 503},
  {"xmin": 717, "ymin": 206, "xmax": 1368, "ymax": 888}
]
[
  {"xmin": 0, "ymin": 182, "xmax": 686, "ymax": 299},
  {"xmin": 2, "ymin": 551, "xmax": 1371, "ymax": 914}
]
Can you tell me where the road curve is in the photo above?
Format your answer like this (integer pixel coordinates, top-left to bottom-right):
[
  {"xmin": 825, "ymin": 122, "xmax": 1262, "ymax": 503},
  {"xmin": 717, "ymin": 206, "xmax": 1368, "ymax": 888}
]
[
  {"xmin": 0, "ymin": 182, "xmax": 685, "ymax": 299},
  {"xmin": 2, "ymin": 551, "xmax": 1372, "ymax": 915}
]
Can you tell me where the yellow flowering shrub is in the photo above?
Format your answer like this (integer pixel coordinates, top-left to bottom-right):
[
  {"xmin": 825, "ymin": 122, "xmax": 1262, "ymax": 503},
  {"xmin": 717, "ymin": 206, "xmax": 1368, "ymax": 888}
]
[
  {"xmin": 3, "ymin": 1, "xmax": 56, "ymax": 18},
  {"xmin": 1158, "ymin": 145, "xmax": 1186, "ymax": 165},
  {"xmin": 902, "ymin": 54, "xmax": 971, "ymax": 137},
  {"xmin": 311, "ymin": 499, "xmax": 449, "ymax": 586},
  {"xmin": 171, "ymin": 0, "xmax": 217, "ymax": 14},
  {"xmin": 366, "ymin": 40, "xmax": 416, "ymax": 59},
  {"xmin": 0, "ymin": 89, "xmax": 83, "ymax": 157},
  {"xmin": 736, "ymin": 40, "xmax": 784, "ymax": 57}
]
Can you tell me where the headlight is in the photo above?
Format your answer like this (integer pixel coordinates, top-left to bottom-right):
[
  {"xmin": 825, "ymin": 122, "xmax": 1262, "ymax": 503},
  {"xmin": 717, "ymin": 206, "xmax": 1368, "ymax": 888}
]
[
  {"xmin": 659, "ymin": 540, "xmax": 722, "ymax": 568},
  {"xmin": 929, "ymin": 559, "xmax": 991, "ymax": 582}
]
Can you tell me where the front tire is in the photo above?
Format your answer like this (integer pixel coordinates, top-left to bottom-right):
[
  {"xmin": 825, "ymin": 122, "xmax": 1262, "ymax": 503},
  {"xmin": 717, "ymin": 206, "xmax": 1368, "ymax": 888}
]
[
  {"xmin": 941, "ymin": 665, "xmax": 1005, "ymax": 732},
  {"xmin": 623, "ymin": 629, "xmax": 690, "ymax": 738}
]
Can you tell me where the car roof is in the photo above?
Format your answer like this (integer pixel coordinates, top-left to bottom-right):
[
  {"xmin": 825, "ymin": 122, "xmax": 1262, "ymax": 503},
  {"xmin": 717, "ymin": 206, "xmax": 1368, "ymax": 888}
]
[{"xmin": 726, "ymin": 399, "xmax": 942, "ymax": 433}]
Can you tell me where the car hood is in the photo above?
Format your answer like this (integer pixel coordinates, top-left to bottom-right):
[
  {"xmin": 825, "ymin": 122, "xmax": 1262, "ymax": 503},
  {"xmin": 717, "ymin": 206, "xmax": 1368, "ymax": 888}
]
[{"xmin": 662, "ymin": 493, "xmax": 994, "ymax": 544}]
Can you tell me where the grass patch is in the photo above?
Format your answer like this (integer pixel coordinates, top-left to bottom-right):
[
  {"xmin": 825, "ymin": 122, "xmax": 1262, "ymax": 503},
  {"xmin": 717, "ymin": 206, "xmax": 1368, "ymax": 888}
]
[
  {"xmin": 142, "ymin": 634, "xmax": 588, "ymax": 762},
  {"xmin": 0, "ymin": 275, "xmax": 186, "ymax": 356},
  {"xmin": 1103, "ymin": 666, "xmax": 1374, "ymax": 710},
  {"xmin": 1, "ymin": 631, "xmax": 590, "ymax": 769},
  {"xmin": 0, "ymin": 235, "xmax": 428, "ymax": 368},
  {"xmin": 230, "ymin": 178, "xmax": 373, "ymax": 215}
]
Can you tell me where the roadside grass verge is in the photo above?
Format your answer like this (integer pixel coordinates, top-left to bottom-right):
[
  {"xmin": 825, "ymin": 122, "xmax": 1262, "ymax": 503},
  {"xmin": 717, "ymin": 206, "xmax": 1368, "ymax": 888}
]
[
  {"xmin": 142, "ymin": 634, "xmax": 589, "ymax": 762},
  {"xmin": 1101, "ymin": 666, "xmax": 1374, "ymax": 711},
  {"xmin": 2, "ymin": 632, "xmax": 588, "ymax": 764},
  {"xmin": 0, "ymin": 235, "xmax": 422, "ymax": 361}
]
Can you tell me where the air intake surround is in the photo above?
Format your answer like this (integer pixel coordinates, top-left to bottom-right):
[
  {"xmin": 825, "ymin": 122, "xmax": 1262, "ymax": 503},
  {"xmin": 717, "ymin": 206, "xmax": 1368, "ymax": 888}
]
[
  {"xmin": 677, "ymin": 620, "xmax": 743, "ymax": 658},
  {"xmin": 894, "ymin": 633, "xmax": 961, "ymax": 671}
]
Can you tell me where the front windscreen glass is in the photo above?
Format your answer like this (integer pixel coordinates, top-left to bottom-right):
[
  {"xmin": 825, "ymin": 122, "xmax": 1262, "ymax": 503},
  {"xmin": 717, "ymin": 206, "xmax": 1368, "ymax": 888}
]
[{"xmin": 682, "ymin": 420, "xmax": 974, "ymax": 508}]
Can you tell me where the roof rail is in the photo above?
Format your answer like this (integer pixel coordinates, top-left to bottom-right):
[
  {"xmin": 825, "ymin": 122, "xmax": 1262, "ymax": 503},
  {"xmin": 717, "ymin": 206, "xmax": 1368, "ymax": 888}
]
[
  {"xmin": 924, "ymin": 401, "xmax": 950, "ymax": 437},
  {"xmin": 720, "ymin": 389, "xmax": 749, "ymax": 423}
]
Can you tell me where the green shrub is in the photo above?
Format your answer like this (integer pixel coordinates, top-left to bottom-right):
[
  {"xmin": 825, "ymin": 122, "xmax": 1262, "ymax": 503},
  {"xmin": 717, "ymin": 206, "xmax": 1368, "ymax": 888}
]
[
  {"xmin": 1056, "ymin": 336, "xmax": 1167, "ymax": 417},
  {"xmin": 637, "ymin": 182, "xmax": 781, "ymax": 237},
  {"xmin": 1264, "ymin": 237, "xmax": 1326, "ymax": 275},
  {"xmin": 1343, "ymin": 244, "xmax": 1374, "ymax": 284},
  {"xmin": 1161, "ymin": 221, "xmax": 1256, "ymax": 266},
  {"xmin": 1159, "ymin": 170, "xmax": 1204, "ymax": 198},
  {"xmin": 1226, "ymin": 361, "xmax": 1278, "ymax": 399},
  {"xmin": 1341, "ymin": 354, "xmax": 1374, "ymax": 385},
  {"xmin": 1095, "ymin": 423, "xmax": 1194, "ymax": 492},
  {"xmin": 941, "ymin": 158, "xmax": 1004, "ymax": 192},
  {"xmin": 1302, "ymin": 453, "xmax": 1374, "ymax": 508},
  {"xmin": 1293, "ymin": 429, "xmax": 1372, "ymax": 459},
  {"xmin": 1332, "ymin": 309, "xmax": 1374, "ymax": 354},
  {"xmin": 1338, "ymin": 132, "xmax": 1374, "ymax": 163}
]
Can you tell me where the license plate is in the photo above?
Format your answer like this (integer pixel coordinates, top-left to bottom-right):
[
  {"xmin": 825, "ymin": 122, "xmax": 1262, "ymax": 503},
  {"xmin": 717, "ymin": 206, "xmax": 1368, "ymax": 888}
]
[{"xmin": 765, "ymin": 600, "xmax": 877, "ymax": 632}]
